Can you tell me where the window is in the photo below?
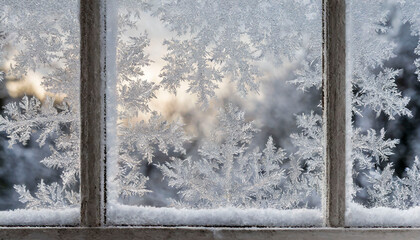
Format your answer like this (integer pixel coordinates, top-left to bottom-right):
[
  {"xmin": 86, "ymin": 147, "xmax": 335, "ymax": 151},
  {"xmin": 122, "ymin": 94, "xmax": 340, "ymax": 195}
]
[{"xmin": 1, "ymin": 0, "xmax": 420, "ymax": 238}]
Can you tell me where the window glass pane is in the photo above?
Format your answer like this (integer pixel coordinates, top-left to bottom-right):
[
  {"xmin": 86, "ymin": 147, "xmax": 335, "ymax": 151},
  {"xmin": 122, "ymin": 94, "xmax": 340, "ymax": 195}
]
[
  {"xmin": 107, "ymin": 0, "xmax": 323, "ymax": 226},
  {"xmin": 0, "ymin": 1, "xmax": 80, "ymax": 225},
  {"xmin": 347, "ymin": 0, "xmax": 420, "ymax": 226}
]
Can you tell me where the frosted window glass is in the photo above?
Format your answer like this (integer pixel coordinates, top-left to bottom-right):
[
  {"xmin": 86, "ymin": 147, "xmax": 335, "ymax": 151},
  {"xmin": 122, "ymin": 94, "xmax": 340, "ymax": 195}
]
[
  {"xmin": 107, "ymin": 0, "xmax": 323, "ymax": 226},
  {"xmin": 0, "ymin": 0, "xmax": 80, "ymax": 225},
  {"xmin": 347, "ymin": 0, "xmax": 420, "ymax": 227}
]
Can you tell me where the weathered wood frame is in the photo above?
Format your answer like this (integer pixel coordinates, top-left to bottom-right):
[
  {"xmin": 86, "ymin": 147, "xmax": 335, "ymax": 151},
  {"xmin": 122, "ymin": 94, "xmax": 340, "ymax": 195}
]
[
  {"xmin": 2, "ymin": 0, "xmax": 420, "ymax": 239},
  {"xmin": 80, "ymin": 0, "xmax": 106, "ymax": 227},
  {"xmin": 2, "ymin": 227, "xmax": 420, "ymax": 240},
  {"xmin": 323, "ymin": 0, "xmax": 346, "ymax": 228}
]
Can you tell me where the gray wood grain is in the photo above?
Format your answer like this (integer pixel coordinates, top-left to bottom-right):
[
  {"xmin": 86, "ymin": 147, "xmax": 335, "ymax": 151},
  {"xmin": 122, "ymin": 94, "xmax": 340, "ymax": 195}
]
[
  {"xmin": 322, "ymin": 0, "xmax": 347, "ymax": 227},
  {"xmin": 2, "ymin": 227, "xmax": 420, "ymax": 240},
  {"xmin": 80, "ymin": 0, "xmax": 106, "ymax": 227}
]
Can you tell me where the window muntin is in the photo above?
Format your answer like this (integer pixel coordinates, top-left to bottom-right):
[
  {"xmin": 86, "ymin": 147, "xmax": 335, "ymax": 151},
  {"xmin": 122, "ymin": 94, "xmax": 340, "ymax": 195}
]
[{"xmin": 0, "ymin": 0, "xmax": 80, "ymax": 225}]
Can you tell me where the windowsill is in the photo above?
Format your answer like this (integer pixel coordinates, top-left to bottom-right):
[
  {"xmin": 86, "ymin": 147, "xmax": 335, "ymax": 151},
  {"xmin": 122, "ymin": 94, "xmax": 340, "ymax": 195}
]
[{"xmin": 1, "ymin": 226, "xmax": 420, "ymax": 240}]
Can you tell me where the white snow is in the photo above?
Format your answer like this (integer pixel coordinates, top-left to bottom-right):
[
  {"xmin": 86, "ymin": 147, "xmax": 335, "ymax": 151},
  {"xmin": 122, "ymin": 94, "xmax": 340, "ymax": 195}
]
[
  {"xmin": 0, "ymin": 208, "xmax": 79, "ymax": 226},
  {"xmin": 346, "ymin": 202, "xmax": 420, "ymax": 227},
  {"xmin": 107, "ymin": 203, "xmax": 323, "ymax": 227}
]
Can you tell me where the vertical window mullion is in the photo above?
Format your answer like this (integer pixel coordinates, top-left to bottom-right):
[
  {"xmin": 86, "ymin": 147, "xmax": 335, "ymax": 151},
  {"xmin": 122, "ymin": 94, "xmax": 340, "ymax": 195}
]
[
  {"xmin": 323, "ymin": 0, "xmax": 347, "ymax": 227},
  {"xmin": 80, "ymin": 0, "xmax": 106, "ymax": 227}
]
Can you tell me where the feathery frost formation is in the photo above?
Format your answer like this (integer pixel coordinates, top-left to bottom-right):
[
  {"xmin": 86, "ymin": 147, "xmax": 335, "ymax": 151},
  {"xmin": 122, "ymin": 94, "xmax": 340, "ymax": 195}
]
[
  {"xmin": 114, "ymin": 0, "xmax": 324, "ymax": 209},
  {"xmin": 346, "ymin": 0, "xmax": 420, "ymax": 209},
  {"xmin": 0, "ymin": 1, "xmax": 80, "ymax": 209}
]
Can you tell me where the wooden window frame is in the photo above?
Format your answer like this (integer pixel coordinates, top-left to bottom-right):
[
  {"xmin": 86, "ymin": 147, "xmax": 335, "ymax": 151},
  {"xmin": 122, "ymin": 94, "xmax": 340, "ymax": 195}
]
[{"xmin": 1, "ymin": 0, "xmax": 420, "ymax": 239}]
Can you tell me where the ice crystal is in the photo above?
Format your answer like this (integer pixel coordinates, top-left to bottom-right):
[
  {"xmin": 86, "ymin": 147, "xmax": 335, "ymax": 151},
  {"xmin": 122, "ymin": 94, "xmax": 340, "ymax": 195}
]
[
  {"xmin": 352, "ymin": 128, "xmax": 399, "ymax": 170},
  {"xmin": 117, "ymin": 112, "xmax": 188, "ymax": 197},
  {"xmin": 153, "ymin": 0, "xmax": 322, "ymax": 105},
  {"xmin": 0, "ymin": 96, "xmax": 79, "ymax": 209},
  {"xmin": 157, "ymin": 105, "xmax": 286, "ymax": 208},
  {"xmin": 14, "ymin": 181, "xmax": 79, "ymax": 210},
  {"xmin": 114, "ymin": 6, "xmax": 191, "ymax": 198}
]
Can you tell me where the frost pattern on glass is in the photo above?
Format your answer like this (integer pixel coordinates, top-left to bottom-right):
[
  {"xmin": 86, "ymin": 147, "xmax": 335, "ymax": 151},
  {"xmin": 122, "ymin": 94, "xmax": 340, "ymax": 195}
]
[
  {"xmin": 0, "ymin": 1, "xmax": 80, "ymax": 211},
  {"xmin": 111, "ymin": 0, "xmax": 323, "ymax": 215},
  {"xmin": 348, "ymin": 0, "xmax": 420, "ymax": 210},
  {"xmin": 157, "ymin": 104, "xmax": 287, "ymax": 208}
]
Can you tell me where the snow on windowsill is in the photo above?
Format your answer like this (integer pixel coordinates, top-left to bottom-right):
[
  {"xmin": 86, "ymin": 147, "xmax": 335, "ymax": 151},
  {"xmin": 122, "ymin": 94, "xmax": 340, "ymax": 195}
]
[
  {"xmin": 0, "ymin": 208, "xmax": 79, "ymax": 226},
  {"xmin": 346, "ymin": 202, "xmax": 420, "ymax": 227},
  {"xmin": 107, "ymin": 203, "xmax": 323, "ymax": 227}
]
